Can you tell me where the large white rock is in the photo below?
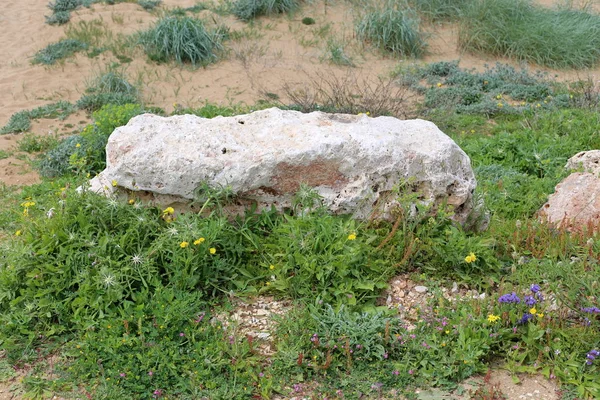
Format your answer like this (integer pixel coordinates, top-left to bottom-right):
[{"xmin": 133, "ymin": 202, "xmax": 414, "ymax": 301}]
[{"xmin": 87, "ymin": 108, "xmax": 477, "ymax": 223}]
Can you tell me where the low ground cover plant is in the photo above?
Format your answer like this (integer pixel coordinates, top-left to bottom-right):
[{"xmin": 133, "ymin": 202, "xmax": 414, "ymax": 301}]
[
  {"xmin": 32, "ymin": 39, "xmax": 88, "ymax": 65},
  {"xmin": 76, "ymin": 70, "xmax": 140, "ymax": 111},
  {"xmin": 0, "ymin": 101, "xmax": 76, "ymax": 134}
]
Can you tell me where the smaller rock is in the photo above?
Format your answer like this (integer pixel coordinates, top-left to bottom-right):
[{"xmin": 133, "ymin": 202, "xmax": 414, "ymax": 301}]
[
  {"xmin": 414, "ymin": 286, "xmax": 428, "ymax": 293},
  {"xmin": 451, "ymin": 282, "xmax": 458, "ymax": 293},
  {"xmin": 398, "ymin": 281, "xmax": 408, "ymax": 289}
]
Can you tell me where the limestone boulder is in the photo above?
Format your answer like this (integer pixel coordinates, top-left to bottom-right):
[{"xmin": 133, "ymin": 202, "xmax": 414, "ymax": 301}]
[
  {"xmin": 87, "ymin": 108, "xmax": 478, "ymax": 223},
  {"xmin": 539, "ymin": 172, "xmax": 600, "ymax": 230}
]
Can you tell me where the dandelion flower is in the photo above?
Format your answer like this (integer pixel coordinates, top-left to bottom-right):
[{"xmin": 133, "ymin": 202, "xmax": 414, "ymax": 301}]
[
  {"xmin": 347, "ymin": 233, "xmax": 357, "ymax": 241},
  {"xmin": 193, "ymin": 237, "xmax": 205, "ymax": 245},
  {"xmin": 162, "ymin": 207, "xmax": 174, "ymax": 215},
  {"xmin": 487, "ymin": 314, "xmax": 500, "ymax": 323},
  {"xmin": 180, "ymin": 241, "xmax": 189, "ymax": 248},
  {"xmin": 464, "ymin": 252, "xmax": 477, "ymax": 263},
  {"xmin": 209, "ymin": 247, "xmax": 216, "ymax": 254}
]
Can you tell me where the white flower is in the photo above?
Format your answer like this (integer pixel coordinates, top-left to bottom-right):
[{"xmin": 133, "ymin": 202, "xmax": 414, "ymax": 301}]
[
  {"xmin": 101, "ymin": 273, "xmax": 117, "ymax": 288},
  {"xmin": 168, "ymin": 227, "xmax": 179, "ymax": 236},
  {"xmin": 131, "ymin": 254, "xmax": 143, "ymax": 265},
  {"xmin": 46, "ymin": 208, "xmax": 55, "ymax": 219}
]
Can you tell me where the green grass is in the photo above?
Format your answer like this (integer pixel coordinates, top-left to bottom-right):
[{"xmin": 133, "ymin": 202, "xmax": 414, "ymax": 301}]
[
  {"xmin": 459, "ymin": 0, "xmax": 600, "ymax": 69},
  {"xmin": 138, "ymin": 15, "xmax": 226, "ymax": 66},
  {"xmin": 32, "ymin": 39, "xmax": 88, "ymax": 65},
  {"xmin": 0, "ymin": 101, "xmax": 76, "ymax": 134},
  {"xmin": 409, "ymin": 0, "xmax": 470, "ymax": 21},
  {"xmin": 231, "ymin": 0, "xmax": 303, "ymax": 20},
  {"xmin": 355, "ymin": 1, "xmax": 426, "ymax": 58},
  {"xmin": 17, "ymin": 134, "xmax": 60, "ymax": 154},
  {"xmin": 76, "ymin": 70, "xmax": 140, "ymax": 111}
]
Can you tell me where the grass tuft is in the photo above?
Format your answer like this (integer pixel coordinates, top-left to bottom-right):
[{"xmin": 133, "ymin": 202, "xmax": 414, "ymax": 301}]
[
  {"xmin": 76, "ymin": 70, "xmax": 140, "ymax": 111},
  {"xmin": 138, "ymin": 16, "xmax": 225, "ymax": 65},
  {"xmin": 355, "ymin": 1, "xmax": 426, "ymax": 58},
  {"xmin": 32, "ymin": 39, "xmax": 88, "ymax": 65},
  {"xmin": 231, "ymin": 0, "xmax": 303, "ymax": 21},
  {"xmin": 0, "ymin": 102, "xmax": 76, "ymax": 135},
  {"xmin": 459, "ymin": 0, "xmax": 600, "ymax": 69},
  {"xmin": 409, "ymin": 0, "xmax": 469, "ymax": 21}
]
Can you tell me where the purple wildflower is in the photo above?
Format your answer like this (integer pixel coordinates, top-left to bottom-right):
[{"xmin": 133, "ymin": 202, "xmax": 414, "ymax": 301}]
[
  {"xmin": 519, "ymin": 313, "xmax": 534, "ymax": 324},
  {"xmin": 530, "ymin": 284, "xmax": 541, "ymax": 293},
  {"xmin": 586, "ymin": 349, "xmax": 599, "ymax": 366},
  {"xmin": 392, "ymin": 370, "xmax": 399, "ymax": 375},
  {"xmin": 524, "ymin": 295, "xmax": 537, "ymax": 306},
  {"xmin": 259, "ymin": 372, "xmax": 264, "ymax": 378},
  {"xmin": 293, "ymin": 383, "xmax": 303, "ymax": 393},
  {"xmin": 153, "ymin": 389, "xmax": 163, "ymax": 398},
  {"xmin": 582, "ymin": 307, "xmax": 600, "ymax": 314},
  {"xmin": 119, "ymin": 373, "xmax": 126, "ymax": 378},
  {"xmin": 499, "ymin": 292, "xmax": 520, "ymax": 304},
  {"xmin": 179, "ymin": 332, "xmax": 185, "ymax": 337},
  {"xmin": 408, "ymin": 370, "xmax": 414, "ymax": 375},
  {"xmin": 148, "ymin": 371, "xmax": 153, "ymax": 376}
]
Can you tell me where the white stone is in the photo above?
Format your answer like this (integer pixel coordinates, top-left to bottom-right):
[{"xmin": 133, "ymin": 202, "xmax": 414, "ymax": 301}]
[
  {"xmin": 414, "ymin": 285, "xmax": 428, "ymax": 293},
  {"xmin": 87, "ymin": 108, "xmax": 477, "ymax": 223}
]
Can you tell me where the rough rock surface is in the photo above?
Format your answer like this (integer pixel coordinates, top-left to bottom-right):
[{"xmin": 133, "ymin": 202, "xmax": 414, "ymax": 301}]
[
  {"xmin": 539, "ymin": 172, "xmax": 600, "ymax": 229},
  {"xmin": 566, "ymin": 150, "xmax": 600, "ymax": 175},
  {"xmin": 87, "ymin": 108, "xmax": 477, "ymax": 222}
]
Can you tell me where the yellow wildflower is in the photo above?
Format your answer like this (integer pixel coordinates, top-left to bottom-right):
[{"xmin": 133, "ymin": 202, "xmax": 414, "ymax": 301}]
[
  {"xmin": 76, "ymin": 143, "xmax": 81, "ymax": 148},
  {"xmin": 128, "ymin": 199, "xmax": 135, "ymax": 205},
  {"xmin": 111, "ymin": 180, "xmax": 118, "ymax": 187},
  {"xmin": 347, "ymin": 233, "xmax": 357, "ymax": 241},
  {"xmin": 15, "ymin": 230, "xmax": 22, "ymax": 236},
  {"xmin": 266, "ymin": 282, "xmax": 271, "ymax": 286},
  {"xmin": 269, "ymin": 264, "xmax": 275, "ymax": 270},
  {"xmin": 497, "ymin": 103, "xmax": 504, "ymax": 108},
  {"xmin": 537, "ymin": 312, "xmax": 544, "ymax": 318},
  {"xmin": 464, "ymin": 252, "xmax": 477, "ymax": 263},
  {"xmin": 209, "ymin": 247, "xmax": 216, "ymax": 254},
  {"xmin": 180, "ymin": 241, "xmax": 189, "ymax": 248},
  {"xmin": 193, "ymin": 237, "xmax": 205, "ymax": 245},
  {"xmin": 487, "ymin": 314, "xmax": 500, "ymax": 323},
  {"xmin": 437, "ymin": 82, "xmax": 442, "ymax": 88},
  {"xmin": 21, "ymin": 201, "xmax": 35, "ymax": 208},
  {"xmin": 529, "ymin": 308, "xmax": 537, "ymax": 315},
  {"xmin": 162, "ymin": 207, "xmax": 174, "ymax": 215},
  {"xmin": 496, "ymin": 94, "xmax": 502, "ymax": 100}
]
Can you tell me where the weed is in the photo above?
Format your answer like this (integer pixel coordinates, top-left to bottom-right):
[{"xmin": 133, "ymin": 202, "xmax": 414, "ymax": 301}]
[
  {"xmin": 302, "ymin": 16, "xmax": 315, "ymax": 25},
  {"xmin": 138, "ymin": 16, "xmax": 226, "ymax": 66},
  {"xmin": 280, "ymin": 69, "xmax": 415, "ymax": 118},
  {"xmin": 322, "ymin": 38, "xmax": 354, "ymax": 67},
  {"xmin": 32, "ymin": 39, "xmax": 88, "ymax": 65},
  {"xmin": 232, "ymin": 0, "xmax": 303, "ymax": 21},
  {"xmin": 355, "ymin": 0, "xmax": 426, "ymax": 58},
  {"xmin": 17, "ymin": 134, "xmax": 60, "ymax": 154},
  {"xmin": 48, "ymin": 0, "xmax": 81, "ymax": 13},
  {"xmin": 0, "ymin": 150, "xmax": 10, "ymax": 160},
  {"xmin": 459, "ymin": 0, "xmax": 600, "ymax": 69},
  {"xmin": 45, "ymin": 11, "xmax": 72, "ymax": 25}
]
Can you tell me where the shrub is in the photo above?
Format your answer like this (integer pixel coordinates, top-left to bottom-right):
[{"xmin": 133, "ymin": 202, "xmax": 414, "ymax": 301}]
[
  {"xmin": 231, "ymin": 0, "xmax": 303, "ymax": 20},
  {"xmin": 48, "ymin": 0, "xmax": 81, "ymax": 13},
  {"xmin": 355, "ymin": 1, "xmax": 426, "ymax": 58},
  {"xmin": 17, "ymin": 134, "xmax": 59, "ymax": 153},
  {"xmin": 32, "ymin": 39, "xmax": 88, "ymax": 65},
  {"xmin": 45, "ymin": 11, "xmax": 71, "ymax": 25},
  {"xmin": 459, "ymin": 0, "xmax": 600, "ymax": 69},
  {"xmin": 138, "ymin": 16, "xmax": 225, "ymax": 65},
  {"xmin": 302, "ymin": 16, "xmax": 315, "ymax": 25},
  {"xmin": 36, "ymin": 103, "xmax": 144, "ymax": 177}
]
